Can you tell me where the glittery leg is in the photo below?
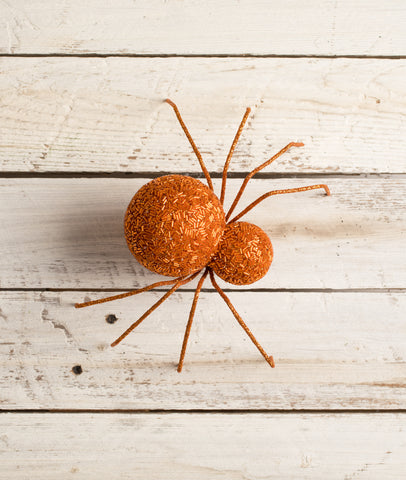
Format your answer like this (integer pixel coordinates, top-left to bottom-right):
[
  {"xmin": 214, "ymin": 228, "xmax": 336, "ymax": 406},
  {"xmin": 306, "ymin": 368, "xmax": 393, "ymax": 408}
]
[
  {"xmin": 228, "ymin": 184, "xmax": 331, "ymax": 223},
  {"xmin": 165, "ymin": 99, "xmax": 213, "ymax": 191},
  {"xmin": 177, "ymin": 268, "xmax": 209, "ymax": 373},
  {"xmin": 111, "ymin": 271, "xmax": 201, "ymax": 347},
  {"xmin": 226, "ymin": 142, "xmax": 304, "ymax": 221},
  {"xmin": 220, "ymin": 107, "xmax": 251, "ymax": 205},
  {"xmin": 209, "ymin": 270, "xmax": 275, "ymax": 368},
  {"xmin": 75, "ymin": 276, "xmax": 190, "ymax": 309}
]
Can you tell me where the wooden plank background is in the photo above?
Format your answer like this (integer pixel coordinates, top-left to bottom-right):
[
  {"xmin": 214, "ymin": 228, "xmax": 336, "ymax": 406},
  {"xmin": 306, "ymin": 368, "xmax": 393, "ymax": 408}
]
[
  {"xmin": 2, "ymin": 413, "xmax": 406, "ymax": 479},
  {"xmin": 1, "ymin": 290, "xmax": 405, "ymax": 410},
  {"xmin": 0, "ymin": 1, "xmax": 405, "ymax": 478},
  {"xmin": 1, "ymin": 58, "xmax": 405, "ymax": 174},
  {"xmin": 0, "ymin": 1, "xmax": 405, "ymax": 55},
  {"xmin": 1, "ymin": 177, "xmax": 404, "ymax": 289}
]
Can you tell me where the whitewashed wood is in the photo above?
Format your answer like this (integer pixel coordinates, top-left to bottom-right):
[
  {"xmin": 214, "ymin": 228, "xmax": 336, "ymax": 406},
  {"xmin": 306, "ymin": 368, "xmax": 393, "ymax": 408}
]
[
  {"xmin": 0, "ymin": 177, "xmax": 405, "ymax": 289},
  {"xmin": 1, "ymin": 290, "xmax": 405, "ymax": 409},
  {"xmin": 0, "ymin": 1, "xmax": 405, "ymax": 55},
  {"xmin": 1, "ymin": 58, "xmax": 406, "ymax": 173},
  {"xmin": 0, "ymin": 1, "xmax": 403, "ymax": 472},
  {"xmin": 1, "ymin": 413, "xmax": 406, "ymax": 479}
]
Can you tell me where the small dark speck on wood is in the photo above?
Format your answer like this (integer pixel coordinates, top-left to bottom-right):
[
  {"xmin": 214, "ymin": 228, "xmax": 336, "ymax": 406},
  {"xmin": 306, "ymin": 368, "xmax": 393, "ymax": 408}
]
[
  {"xmin": 72, "ymin": 365, "xmax": 83, "ymax": 375},
  {"xmin": 106, "ymin": 314, "xmax": 118, "ymax": 324}
]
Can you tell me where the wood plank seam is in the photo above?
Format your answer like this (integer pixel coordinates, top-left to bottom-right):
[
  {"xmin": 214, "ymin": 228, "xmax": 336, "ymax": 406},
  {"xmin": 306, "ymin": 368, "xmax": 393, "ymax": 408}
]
[{"xmin": 2, "ymin": 54, "xmax": 406, "ymax": 59}]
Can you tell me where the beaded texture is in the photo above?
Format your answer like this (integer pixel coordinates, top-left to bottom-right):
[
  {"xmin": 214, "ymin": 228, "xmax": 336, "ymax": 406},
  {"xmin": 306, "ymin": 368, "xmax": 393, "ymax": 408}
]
[
  {"xmin": 75, "ymin": 99, "xmax": 330, "ymax": 372},
  {"xmin": 124, "ymin": 175, "xmax": 225, "ymax": 277},
  {"xmin": 209, "ymin": 222, "xmax": 273, "ymax": 285}
]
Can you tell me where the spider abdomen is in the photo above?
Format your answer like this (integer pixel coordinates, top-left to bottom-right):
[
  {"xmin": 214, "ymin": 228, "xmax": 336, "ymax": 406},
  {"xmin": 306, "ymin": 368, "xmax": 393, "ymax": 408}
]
[
  {"xmin": 124, "ymin": 174, "xmax": 226, "ymax": 277},
  {"xmin": 209, "ymin": 221, "xmax": 273, "ymax": 285}
]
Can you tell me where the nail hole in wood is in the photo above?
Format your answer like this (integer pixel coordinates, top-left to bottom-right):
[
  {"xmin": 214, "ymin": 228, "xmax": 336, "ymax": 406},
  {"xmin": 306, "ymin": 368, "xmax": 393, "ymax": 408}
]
[
  {"xmin": 72, "ymin": 365, "xmax": 83, "ymax": 375},
  {"xmin": 106, "ymin": 314, "xmax": 118, "ymax": 324}
]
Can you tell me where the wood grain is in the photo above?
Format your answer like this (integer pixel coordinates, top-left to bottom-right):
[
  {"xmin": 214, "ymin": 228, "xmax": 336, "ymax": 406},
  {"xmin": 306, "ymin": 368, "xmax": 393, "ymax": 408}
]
[
  {"xmin": 1, "ymin": 58, "xmax": 405, "ymax": 173},
  {"xmin": 1, "ymin": 413, "xmax": 406, "ymax": 479},
  {"xmin": 0, "ymin": 0, "xmax": 405, "ymax": 55},
  {"xmin": 1, "ymin": 290, "xmax": 405, "ymax": 410},
  {"xmin": 0, "ymin": 177, "xmax": 404, "ymax": 289},
  {"xmin": 1, "ymin": 1, "xmax": 405, "ymax": 476}
]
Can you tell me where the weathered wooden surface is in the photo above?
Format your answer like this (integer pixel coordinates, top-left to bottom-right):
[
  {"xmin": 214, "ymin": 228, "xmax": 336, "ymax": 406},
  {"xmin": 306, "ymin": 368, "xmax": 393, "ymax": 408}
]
[
  {"xmin": 1, "ymin": 413, "xmax": 406, "ymax": 479},
  {"xmin": 1, "ymin": 0, "xmax": 405, "ymax": 476},
  {"xmin": 1, "ymin": 177, "xmax": 404, "ymax": 289},
  {"xmin": 0, "ymin": 290, "xmax": 405, "ymax": 410},
  {"xmin": 1, "ymin": 57, "xmax": 405, "ymax": 173},
  {"xmin": 1, "ymin": 1, "xmax": 405, "ymax": 55}
]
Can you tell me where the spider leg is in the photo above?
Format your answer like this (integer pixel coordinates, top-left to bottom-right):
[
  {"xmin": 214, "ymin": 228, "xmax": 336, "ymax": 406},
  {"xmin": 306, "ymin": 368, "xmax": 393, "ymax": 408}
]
[
  {"xmin": 229, "ymin": 184, "xmax": 331, "ymax": 224},
  {"xmin": 165, "ymin": 99, "xmax": 213, "ymax": 191},
  {"xmin": 209, "ymin": 270, "xmax": 275, "ymax": 368},
  {"xmin": 220, "ymin": 107, "xmax": 251, "ymax": 205},
  {"xmin": 111, "ymin": 270, "xmax": 201, "ymax": 347},
  {"xmin": 75, "ymin": 276, "xmax": 190, "ymax": 309},
  {"xmin": 225, "ymin": 142, "xmax": 304, "ymax": 221},
  {"xmin": 177, "ymin": 268, "xmax": 209, "ymax": 373}
]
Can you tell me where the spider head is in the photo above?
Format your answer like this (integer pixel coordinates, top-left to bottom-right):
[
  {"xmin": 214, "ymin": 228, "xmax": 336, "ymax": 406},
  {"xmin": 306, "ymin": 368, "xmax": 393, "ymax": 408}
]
[{"xmin": 209, "ymin": 221, "xmax": 273, "ymax": 285}]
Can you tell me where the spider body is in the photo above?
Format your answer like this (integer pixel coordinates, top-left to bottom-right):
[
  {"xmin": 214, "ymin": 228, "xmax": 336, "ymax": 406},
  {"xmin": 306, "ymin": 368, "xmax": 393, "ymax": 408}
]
[
  {"xmin": 124, "ymin": 174, "xmax": 273, "ymax": 285},
  {"xmin": 75, "ymin": 99, "xmax": 330, "ymax": 372},
  {"xmin": 209, "ymin": 221, "xmax": 273, "ymax": 285},
  {"xmin": 124, "ymin": 174, "xmax": 225, "ymax": 277}
]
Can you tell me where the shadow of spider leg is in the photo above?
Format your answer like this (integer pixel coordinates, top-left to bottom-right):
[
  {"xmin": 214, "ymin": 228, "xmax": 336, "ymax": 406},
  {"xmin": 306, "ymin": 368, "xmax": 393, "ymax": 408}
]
[
  {"xmin": 220, "ymin": 106, "xmax": 251, "ymax": 205},
  {"xmin": 165, "ymin": 98, "xmax": 213, "ymax": 191},
  {"xmin": 74, "ymin": 275, "xmax": 194, "ymax": 309},
  {"xmin": 75, "ymin": 271, "xmax": 201, "ymax": 349},
  {"xmin": 225, "ymin": 142, "xmax": 305, "ymax": 222},
  {"xmin": 177, "ymin": 268, "xmax": 210, "ymax": 373},
  {"xmin": 109, "ymin": 270, "xmax": 201, "ymax": 347},
  {"xmin": 229, "ymin": 184, "xmax": 331, "ymax": 224},
  {"xmin": 209, "ymin": 269, "xmax": 275, "ymax": 368}
]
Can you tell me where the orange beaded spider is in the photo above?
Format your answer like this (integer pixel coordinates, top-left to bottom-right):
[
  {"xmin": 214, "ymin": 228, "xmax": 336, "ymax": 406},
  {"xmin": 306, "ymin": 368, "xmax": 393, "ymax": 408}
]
[{"xmin": 75, "ymin": 99, "xmax": 330, "ymax": 372}]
